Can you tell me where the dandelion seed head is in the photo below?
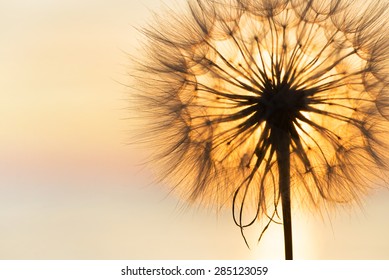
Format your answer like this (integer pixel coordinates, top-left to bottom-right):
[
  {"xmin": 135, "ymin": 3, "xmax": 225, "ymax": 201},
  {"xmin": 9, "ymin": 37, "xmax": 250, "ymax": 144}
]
[{"xmin": 132, "ymin": 0, "xmax": 389, "ymax": 236}]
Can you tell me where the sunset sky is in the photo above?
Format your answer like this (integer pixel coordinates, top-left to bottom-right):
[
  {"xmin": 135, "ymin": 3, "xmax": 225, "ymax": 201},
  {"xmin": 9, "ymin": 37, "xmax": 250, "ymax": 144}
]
[{"xmin": 1, "ymin": 0, "xmax": 389, "ymax": 259}]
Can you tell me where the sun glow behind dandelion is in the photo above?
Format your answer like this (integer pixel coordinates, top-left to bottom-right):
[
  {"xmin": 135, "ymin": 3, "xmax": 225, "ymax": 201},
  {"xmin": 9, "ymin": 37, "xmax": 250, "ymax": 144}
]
[{"xmin": 132, "ymin": 0, "xmax": 389, "ymax": 257}]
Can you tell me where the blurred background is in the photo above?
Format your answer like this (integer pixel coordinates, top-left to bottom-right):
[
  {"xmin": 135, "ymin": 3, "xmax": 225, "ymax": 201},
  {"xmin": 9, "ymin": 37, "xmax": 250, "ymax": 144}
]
[{"xmin": 0, "ymin": 0, "xmax": 388, "ymax": 259}]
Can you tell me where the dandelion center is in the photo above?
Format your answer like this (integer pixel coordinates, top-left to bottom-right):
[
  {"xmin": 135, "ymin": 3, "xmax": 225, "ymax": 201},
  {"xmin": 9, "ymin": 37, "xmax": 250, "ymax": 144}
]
[{"xmin": 257, "ymin": 83, "xmax": 307, "ymax": 130}]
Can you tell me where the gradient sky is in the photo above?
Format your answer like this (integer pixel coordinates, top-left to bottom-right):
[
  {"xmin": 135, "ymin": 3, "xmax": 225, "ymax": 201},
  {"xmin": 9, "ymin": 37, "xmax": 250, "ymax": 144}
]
[{"xmin": 1, "ymin": 0, "xmax": 389, "ymax": 259}]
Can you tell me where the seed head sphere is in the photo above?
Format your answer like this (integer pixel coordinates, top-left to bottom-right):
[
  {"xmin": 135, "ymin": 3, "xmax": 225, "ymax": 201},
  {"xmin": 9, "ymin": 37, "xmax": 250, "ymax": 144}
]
[{"xmin": 132, "ymin": 0, "xmax": 389, "ymax": 240}]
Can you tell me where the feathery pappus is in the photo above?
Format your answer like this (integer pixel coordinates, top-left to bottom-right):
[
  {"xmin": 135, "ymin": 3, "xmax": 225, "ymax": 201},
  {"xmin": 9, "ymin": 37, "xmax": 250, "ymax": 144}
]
[{"xmin": 130, "ymin": 0, "xmax": 389, "ymax": 257}]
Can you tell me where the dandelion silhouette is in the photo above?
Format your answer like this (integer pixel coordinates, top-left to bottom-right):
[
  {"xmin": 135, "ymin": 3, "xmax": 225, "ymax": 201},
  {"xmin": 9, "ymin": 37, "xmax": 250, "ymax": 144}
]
[{"xmin": 132, "ymin": 0, "xmax": 389, "ymax": 259}]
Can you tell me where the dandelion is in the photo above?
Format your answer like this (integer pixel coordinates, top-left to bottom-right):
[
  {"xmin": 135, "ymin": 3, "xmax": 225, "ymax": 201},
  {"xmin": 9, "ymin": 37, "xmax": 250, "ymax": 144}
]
[{"xmin": 131, "ymin": 0, "xmax": 389, "ymax": 259}]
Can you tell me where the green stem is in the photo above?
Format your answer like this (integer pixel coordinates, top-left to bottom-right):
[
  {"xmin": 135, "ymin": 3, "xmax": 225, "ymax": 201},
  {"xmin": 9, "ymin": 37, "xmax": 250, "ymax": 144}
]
[{"xmin": 276, "ymin": 129, "xmax": 293, "ymax": 260}]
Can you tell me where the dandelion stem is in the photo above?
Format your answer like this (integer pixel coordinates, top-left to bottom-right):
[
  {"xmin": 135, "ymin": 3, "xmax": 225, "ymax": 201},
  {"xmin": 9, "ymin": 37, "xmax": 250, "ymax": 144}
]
[{"xmin": 275, "ymin": 128, "xmax": 293, "ymax": 260}]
